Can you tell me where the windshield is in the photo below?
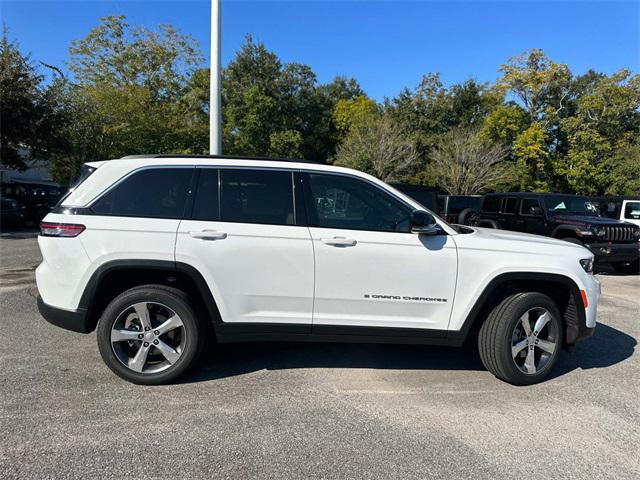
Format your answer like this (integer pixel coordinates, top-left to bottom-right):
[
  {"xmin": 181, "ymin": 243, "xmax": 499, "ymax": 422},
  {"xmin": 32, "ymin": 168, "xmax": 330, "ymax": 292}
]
[{"xmin": 543, "ymin": 195, "xmax": 598, "ymax": 215}]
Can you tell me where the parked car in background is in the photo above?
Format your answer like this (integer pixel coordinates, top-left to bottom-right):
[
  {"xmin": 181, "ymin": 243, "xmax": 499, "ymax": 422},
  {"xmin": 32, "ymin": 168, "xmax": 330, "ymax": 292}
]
[
  {"xmin": 591, "ymin": 196, "xmax": 640, "ymax": 228},
  {"xmin": 1, "ymin": 181, "xmax": 64, "ymax": 224},
  {"xmin": 0, "ymin": 196, "xmax": 27, "ymax": 229},
  {"xmin": 473, "ymin": 193, "xmax": 639, "ymax": 274},
  {"xmin": 391, "ymin": 184, "xmax": 438, "ymax": 211},
  {"xmin": 437, "ymin": 195, "xmax": 483, "ymax": 224}
]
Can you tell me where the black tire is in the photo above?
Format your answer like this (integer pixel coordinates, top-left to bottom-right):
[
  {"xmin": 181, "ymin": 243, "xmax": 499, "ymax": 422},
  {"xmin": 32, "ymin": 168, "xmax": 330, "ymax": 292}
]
[
  {"xmin": 560, "ymin": 237, "xmax": 583, "ymax": 246},
  {"xmin": 457, "ymin": 208, "xmax": 479, "ymax": 226},
  {"xmin": 612, "ymin": 259, "xmax": 639, "ymax": 275},
  {"xmin": 478, "ymin": 292, "xmax": 564, "ymax": 386},
  {"xmin": 97, "ymin": 284, "xmax": 204, "ymax": 385}
]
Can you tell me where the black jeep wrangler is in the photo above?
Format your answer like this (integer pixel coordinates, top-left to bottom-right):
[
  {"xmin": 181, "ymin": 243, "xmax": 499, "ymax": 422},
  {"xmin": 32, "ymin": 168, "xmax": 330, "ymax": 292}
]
[{"xmin": 473, "ymin": 193, "xmax": 640, "ymax": 274}]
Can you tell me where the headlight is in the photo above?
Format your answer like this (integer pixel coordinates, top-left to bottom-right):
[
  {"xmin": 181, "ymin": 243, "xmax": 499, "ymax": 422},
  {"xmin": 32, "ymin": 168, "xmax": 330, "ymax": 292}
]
[
  {"xmin": 593, "ymin": 226, "xmax": 606, "ymax": 237},
  {"xmin": 580, "ymin": 258, "xmax": 594, "ymax": 273}
]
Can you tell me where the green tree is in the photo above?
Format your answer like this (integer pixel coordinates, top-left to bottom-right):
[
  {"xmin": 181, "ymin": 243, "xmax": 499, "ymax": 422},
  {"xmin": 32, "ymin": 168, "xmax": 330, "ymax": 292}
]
[
  {"xmin": 53, "ymin": 15, "xmax": 204, "ymax": 181},
  {"xmin": 559, "ymin": 70, "xmax": 640, "ymax": 194},
  {"xmin": 333, "ymin": 95, "xmax": 379, "ymax": 135},
  {"xmin": 222, "ymin": 36, "xmax": 363, "ymax": 161},
  {"xmin": 0, "ymin": 28, "xmax": 66, "ymax": 170},
  {"xmin": 512, "ymin": 123, "xmax": 552, "ymax": 191}
]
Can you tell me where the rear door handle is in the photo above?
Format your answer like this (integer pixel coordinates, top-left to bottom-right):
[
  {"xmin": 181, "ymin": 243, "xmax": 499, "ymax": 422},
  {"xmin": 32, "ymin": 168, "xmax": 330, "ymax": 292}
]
[
  {"xmin": 189, "ymin": 230, "xmax": 227, "ymax": 240},
  {"xmin": 321, "ymin": 237, "xmax": 357, "ymax": 247}
]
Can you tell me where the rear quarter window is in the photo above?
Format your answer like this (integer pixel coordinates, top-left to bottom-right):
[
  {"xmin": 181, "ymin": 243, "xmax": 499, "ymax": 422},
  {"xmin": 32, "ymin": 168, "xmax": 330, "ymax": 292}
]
[{"xmin": 91, "ymin": 168, "xmax": 193, "ymax": 219}]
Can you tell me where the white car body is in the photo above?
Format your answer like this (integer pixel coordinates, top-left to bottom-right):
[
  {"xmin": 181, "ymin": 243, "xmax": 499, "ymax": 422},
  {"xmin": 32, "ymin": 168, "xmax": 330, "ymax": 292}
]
[
  {"xmin": 620, "ymin": 200, "xmax": 640, "ymax": 227},
  {"xmin": 36, "ymin": 156, "xmax": 600, "ymax": 337}
]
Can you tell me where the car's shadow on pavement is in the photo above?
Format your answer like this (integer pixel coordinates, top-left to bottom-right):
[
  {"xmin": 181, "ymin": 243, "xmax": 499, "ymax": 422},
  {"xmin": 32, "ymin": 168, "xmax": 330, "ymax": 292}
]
[{"xmin": 180, "ymin": 322, "xmax": 636, "ymax": 384}]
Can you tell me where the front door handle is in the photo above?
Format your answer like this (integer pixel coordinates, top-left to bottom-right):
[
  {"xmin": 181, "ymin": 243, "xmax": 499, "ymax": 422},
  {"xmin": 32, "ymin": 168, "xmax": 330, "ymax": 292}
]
[
  {"xmin": 189, "ymin": 230, "xmax": 227, "ymax": 240},
  {"xmin": 321, "ymin": 237, "xmax": 357, "ymax": 247}
]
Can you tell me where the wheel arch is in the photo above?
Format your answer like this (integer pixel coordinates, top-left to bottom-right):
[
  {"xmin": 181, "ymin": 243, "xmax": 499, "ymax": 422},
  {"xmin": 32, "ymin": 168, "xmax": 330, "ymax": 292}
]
[
  {"xmin": 551, "ymin": 225, "xmax": 581, "ymax": 239},
  {"xmin": 454, "ymin": 272, "xmax": 586, "ymax": 350},
  {"xmin": 79, "ymin": 260, "xmax": 222, "ymax": 334}
]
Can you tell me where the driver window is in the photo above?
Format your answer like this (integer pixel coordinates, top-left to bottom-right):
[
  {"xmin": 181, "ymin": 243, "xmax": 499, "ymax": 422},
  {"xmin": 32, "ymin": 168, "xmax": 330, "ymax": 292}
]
[{"xmin": 307, "ymin": 174, "xmax": 411, "ymax": 232}]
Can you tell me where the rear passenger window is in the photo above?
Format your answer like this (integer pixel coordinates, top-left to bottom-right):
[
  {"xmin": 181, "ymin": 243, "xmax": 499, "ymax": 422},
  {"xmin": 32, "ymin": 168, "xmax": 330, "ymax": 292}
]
[
  {"xmin": 220, "ymin": 169, "xmax": 294, "ymax": 225},
  {"xmin": 92, "ymin": 168, "xmax": 192, "ymax": 219},
  {"xmin": 502, "ymin": 197, "xmax": 518, "ymax": 214},
  {"xmin": 192, "ymin": 169, "xmax": 220, "ymax": 221}
]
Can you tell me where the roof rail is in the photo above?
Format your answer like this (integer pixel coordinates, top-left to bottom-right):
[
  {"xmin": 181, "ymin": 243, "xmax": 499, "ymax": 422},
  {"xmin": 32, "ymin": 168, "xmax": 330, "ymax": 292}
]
[{"xmin": 120, "ymin": 153, "xmax": 319, "ymax": 164}]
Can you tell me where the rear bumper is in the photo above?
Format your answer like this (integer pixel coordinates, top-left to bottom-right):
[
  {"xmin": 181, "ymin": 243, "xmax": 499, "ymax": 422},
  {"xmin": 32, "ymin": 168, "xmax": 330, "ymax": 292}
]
[
  {"xmin": 37, "ymin": 296, "xmax": 91, "ymax": 333},
  {"xmin": 585, "ymin": 241, "xmax": 639, "ymax": 263}
]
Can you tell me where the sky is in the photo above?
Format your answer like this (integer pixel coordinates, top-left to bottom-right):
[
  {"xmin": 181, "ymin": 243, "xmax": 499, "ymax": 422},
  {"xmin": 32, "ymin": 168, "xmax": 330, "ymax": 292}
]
[{"xmin": 2, "ymin": 0, "xmax": 639, "ymax": 101}]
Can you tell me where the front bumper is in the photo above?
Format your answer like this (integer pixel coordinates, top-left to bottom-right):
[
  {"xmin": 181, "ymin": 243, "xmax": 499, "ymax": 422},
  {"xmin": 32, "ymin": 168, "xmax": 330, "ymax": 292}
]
[
  {"xmin": 585, "ymin": 241, "xmax": 639, "ymax": 263},
  {"xmin": 37, "ymin": 296, "xmax": 91, "ymax": 333}
]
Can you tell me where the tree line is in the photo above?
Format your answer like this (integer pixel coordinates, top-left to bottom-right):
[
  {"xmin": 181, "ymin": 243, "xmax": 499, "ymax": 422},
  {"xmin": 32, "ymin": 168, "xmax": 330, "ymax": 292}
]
[{"xmin": 1, "ymin": 16, "xmax": 638, "ymax": 195}]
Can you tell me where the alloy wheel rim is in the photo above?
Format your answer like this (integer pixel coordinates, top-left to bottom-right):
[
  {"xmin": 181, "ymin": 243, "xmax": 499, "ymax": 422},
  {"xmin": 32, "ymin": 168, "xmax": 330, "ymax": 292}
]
[
  {"xmin": 511, "ymin": 307, "xmax": 558, "ymax": 375},
  {"xmin": 110, "ymin": 302, "xmax": 185, "ymax": 374}
]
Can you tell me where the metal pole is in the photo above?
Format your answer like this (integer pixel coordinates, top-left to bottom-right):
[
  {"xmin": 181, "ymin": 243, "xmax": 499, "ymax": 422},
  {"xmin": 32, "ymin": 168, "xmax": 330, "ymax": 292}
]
[{"xmin": 210, "ymin": 0, "xmax": 222, "ymax": 155}]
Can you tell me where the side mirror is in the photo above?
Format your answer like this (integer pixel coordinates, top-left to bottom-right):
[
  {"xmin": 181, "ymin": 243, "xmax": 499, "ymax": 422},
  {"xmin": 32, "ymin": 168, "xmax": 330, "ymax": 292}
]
[{"xmin": 411, "ymin": 210, "xmax": 442, "ymax": 235}]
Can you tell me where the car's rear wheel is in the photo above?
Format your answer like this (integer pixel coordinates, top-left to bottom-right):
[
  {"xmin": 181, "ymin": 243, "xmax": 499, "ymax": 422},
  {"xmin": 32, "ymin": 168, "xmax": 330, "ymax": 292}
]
[
  {"xmin": 478, "ymin": 292, "xmax": 563, "ymax": 385},
  {"xmin": 97, "ymin": 285, "xmax": 203, "ymax": 384},
  {"xmin": 612, "ymin": 259, "xmax": 639, "ymax": 274}
]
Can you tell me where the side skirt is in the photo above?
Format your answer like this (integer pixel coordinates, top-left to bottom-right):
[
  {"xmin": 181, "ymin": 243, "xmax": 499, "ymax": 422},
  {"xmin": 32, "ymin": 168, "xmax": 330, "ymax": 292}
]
[{"xmin": 215, "ymin": 323, "xmax": 465, "ymax": 347}]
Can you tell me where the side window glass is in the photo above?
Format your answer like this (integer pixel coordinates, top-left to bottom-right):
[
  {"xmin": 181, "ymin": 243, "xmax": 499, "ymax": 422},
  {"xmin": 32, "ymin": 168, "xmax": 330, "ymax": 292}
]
[
  {"xmin": 502, "ymin": 197, "xmax": 518, "ymax": 214},
  {"xmin": 520, "ymin": 198, "xmax": 541, "ymax": 216},
  {"xmin": 220, "ymin": 169, "xmax": 294, "ymax": 225},
  {"xmin": 92, "ymin": 168, "xmax": 192, "ymax": 219},
  {"xmin": 192, "ymin": 169, "xmax": 220, "ymax": 221},
  {"xmin": 624, "ymin": 202, "xmax": 640, "ymax": 220},
  {"xmin": 308, "ymin": 174, "xmax": 411, "ymax": 232}
]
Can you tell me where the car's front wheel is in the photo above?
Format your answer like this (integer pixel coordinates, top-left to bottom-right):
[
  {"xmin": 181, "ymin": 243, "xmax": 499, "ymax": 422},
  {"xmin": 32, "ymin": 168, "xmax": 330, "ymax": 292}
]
[
  {"xmin": 97, "ymin": 285, "xmax": 204, "ymax": 385},
  {"xmin": 478, "ymin": 292, "xmax": 563, "ymax": 385}
]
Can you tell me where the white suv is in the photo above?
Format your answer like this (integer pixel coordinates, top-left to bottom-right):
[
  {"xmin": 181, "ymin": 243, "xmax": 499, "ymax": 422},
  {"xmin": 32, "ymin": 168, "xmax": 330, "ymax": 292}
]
[{"xmin": 37, "ymin": 155, "xmax": 600, "ymax": 385}]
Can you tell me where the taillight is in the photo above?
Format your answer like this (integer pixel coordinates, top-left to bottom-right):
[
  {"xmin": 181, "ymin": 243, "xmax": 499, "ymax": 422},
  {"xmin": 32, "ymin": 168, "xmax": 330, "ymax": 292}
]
[{"xmin": 40, "ymin": 222, "xmax": 85, "ymax": 237}]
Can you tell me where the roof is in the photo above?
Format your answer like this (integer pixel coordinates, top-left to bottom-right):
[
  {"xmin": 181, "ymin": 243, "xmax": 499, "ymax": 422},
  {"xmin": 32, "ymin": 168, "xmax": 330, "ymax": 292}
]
[
  {"xmin": 483, "ymin": 192, "xmax": 588, "ymax": 197},
  {"xmin": 120, "ymin": 154, "xmax": 319, "ymax": 164},
  {"xmin": 590, "ymin": 195, "xmax": 640, "ymax": 201}
]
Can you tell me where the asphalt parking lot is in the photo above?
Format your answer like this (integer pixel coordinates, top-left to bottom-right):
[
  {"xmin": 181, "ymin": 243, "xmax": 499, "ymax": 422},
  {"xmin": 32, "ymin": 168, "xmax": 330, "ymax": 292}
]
[{"xmin": 0, "ymin": 231, "xmax": 638, "ymax": 479}]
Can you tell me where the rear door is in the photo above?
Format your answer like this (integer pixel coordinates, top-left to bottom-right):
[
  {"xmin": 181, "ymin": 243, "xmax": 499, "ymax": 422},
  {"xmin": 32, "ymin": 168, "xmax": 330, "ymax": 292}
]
[
  {"xmin": 176, "ymin": 167, "xmax": 314, "ymax": 328},
  {"xmin": 499, "ymin": 196, "xmax": 520, "ymax": 231},
  {"xmin": 517, "ymin": 197, "xmax": 545, "ymax": 234}
]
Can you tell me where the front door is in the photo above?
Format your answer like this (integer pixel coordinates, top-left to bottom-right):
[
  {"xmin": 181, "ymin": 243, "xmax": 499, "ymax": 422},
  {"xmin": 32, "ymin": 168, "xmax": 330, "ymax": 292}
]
[
  {"xmin": 176, "ymin": 167, "xmax": 314, "ymax": 327},
  {"xmin": 303, "ymin": 172, "xmax": 457, "ymax": 331}
]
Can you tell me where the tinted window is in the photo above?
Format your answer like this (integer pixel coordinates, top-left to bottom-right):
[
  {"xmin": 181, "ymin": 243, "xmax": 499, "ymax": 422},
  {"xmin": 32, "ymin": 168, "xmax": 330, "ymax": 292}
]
[
  {"xmin": 92, "ymin": 168, "xmax": 192, "ymax": 218},
  {"xmin": 192, "ymin": 169, "xmax": 220, "ymax": 221},
  {"xmin": 520, "ymin": 198, "xmax": 542, "ymax": 216},
  {"xmin": 220, "ymin": 169, "xmax": 294, "ymax": 225},
  {"xmin": 624, "ymin": 201, "xmax": 640, "ymax": 220},
  {"xmin": 598, "ymin": 201, "xmax": 619, "ymax": 219},
  {"xmin": 308, "ymin": 174, "xmax": 411, "ymax": 232},
  {"xmin": 481, "ymin": 196, "xmax": 501, "ymax": 213},
  {"xmin": 502, "ymin": 197, "xmax": 518, "ymax": 214},
  {"xmin": 543, "ymin": 195, "xmax": 597, "ymax": 215}
]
